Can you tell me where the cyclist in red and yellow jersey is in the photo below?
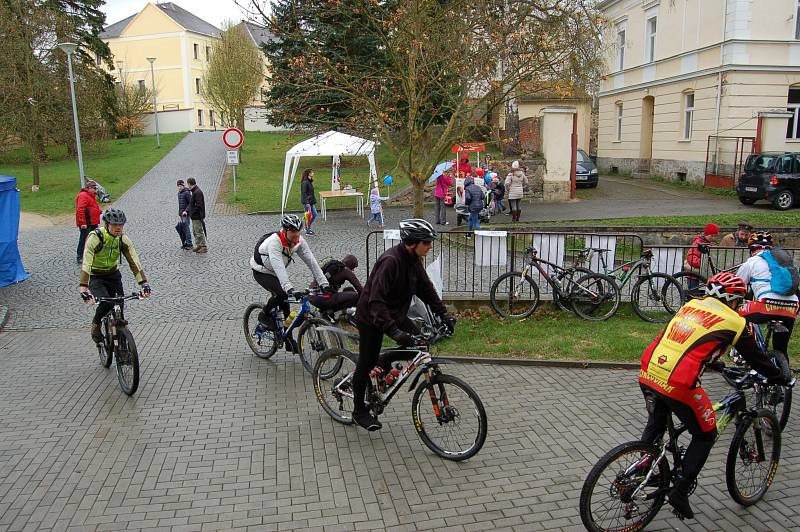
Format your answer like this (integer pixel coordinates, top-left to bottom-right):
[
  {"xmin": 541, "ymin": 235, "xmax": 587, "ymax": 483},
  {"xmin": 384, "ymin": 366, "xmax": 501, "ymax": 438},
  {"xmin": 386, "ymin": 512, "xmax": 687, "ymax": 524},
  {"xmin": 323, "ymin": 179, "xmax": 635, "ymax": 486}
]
[{"xmin": 639, "ymin": 272, "xmax": 789, "ymax": 520}]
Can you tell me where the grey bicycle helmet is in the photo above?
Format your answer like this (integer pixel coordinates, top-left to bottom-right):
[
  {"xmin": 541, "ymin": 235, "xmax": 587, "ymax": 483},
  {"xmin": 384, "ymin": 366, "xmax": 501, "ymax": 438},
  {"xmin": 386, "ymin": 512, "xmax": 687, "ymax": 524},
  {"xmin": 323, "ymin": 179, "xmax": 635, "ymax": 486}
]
[
  {"xmin": 102, "ymin": 208, "xmax": 127, "ymax": 225},
  {"xmin": 281, "ymin": 213, "xmax": 303, "ymax": 231},
  {"xmin": 399, "ymin": 219, "xmax": 438, "ymax": 244}
]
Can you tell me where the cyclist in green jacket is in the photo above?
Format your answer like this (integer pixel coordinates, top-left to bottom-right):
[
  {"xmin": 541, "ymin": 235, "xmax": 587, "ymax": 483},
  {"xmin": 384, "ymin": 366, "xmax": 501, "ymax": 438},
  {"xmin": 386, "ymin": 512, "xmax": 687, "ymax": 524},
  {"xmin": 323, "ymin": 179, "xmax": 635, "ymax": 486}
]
[{"xmin": 79, "ymin": 208, "xmax": 151, "ymax": 342}]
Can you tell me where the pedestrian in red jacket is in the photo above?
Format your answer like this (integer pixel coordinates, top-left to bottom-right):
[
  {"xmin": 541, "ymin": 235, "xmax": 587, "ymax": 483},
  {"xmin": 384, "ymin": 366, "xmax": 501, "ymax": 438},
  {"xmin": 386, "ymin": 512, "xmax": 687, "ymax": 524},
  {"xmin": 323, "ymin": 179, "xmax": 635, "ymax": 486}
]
[
  {"xmin": 75, "ymin": 180, "xmax": 102, "ymax": 264},
  {"xmin": 683, "ymin": 223, "xmax": 720, "ymax": 290}
]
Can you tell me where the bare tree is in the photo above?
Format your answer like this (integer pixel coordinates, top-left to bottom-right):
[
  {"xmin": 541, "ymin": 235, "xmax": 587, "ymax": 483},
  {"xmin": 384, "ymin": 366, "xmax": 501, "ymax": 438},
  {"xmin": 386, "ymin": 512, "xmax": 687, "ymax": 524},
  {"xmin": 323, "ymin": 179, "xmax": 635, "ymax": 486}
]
[
  {"xmin": 251, "ymin": 0, "xmax": 605, "ymax": 216},
  {"xmin": 201, "ymin": 22, "xmax": 264, "ymax": 132},
  {"xmin": 112, "ymin": 73, "xmax": 152, "ymax": 141}
]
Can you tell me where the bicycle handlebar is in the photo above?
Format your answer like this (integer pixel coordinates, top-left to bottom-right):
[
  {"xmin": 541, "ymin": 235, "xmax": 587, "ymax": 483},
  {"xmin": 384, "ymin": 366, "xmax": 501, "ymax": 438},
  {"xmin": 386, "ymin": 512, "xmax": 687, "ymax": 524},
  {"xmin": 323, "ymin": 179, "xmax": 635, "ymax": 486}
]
[
  {"xmin": 721, "ymin": 366, "xmax": 767, "ymax": 390},
  {"xmin": 92, "ymin": 292, "xmax": 146, "ymax": 303}
]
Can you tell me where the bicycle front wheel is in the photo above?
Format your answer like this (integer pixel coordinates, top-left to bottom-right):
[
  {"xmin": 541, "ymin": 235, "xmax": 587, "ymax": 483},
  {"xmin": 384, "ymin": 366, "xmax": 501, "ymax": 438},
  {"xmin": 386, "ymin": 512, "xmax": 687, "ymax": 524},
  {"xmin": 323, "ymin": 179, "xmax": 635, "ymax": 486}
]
[
  {"xmin": 630, "ymin": 273, "xmax": 684, "ymax": 323},
  {"xmin": 98, "ymin": 318, "xmax": 113, "ymax": 368},
  {"xmin": 579, "ymin": 441, "xmax": 669, "ymax": 532},
  {"xmin": 115, "ymin": 327, "xmax": 140, "ymax": 396},
  {"xmin": 313, "ymin": 348, "xmax": 357, "ymax": 425},
  {"xmin": 298, "ymin": 317, "xmax": 343, "ymax": 376},
  {"xmin": 671, "ymin": 271, "xmax": 707, "ymax": 303},
  {"xmin": 489, "ymin": 271, "xmax": 540, "ymax": 318},
  {"xmin": 571, "ymin": 273, "xmax": 620, "ymax": 321},
  {"xmin": 411, "ymin": 373, "xmax": 487, "ymax": 461},
  {"xmin": 726, "ymin": 409, "xmax": 781, "ymax": 506},
  {"xmin": 243, "ymin": 303, "xmax": 279, "ymax": 359}
]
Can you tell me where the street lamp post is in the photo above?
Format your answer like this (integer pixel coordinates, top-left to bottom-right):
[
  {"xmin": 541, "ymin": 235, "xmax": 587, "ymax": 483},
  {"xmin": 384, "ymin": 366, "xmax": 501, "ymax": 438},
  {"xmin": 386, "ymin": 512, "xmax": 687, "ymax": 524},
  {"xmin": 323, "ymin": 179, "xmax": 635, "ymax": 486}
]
[
  {"xmin": 146, "ymin": 57, "xmax": 161, "ymax": 148},
  {"xmin": 57, "ymin": 42, "xmax": 86, "ymax": 188}
]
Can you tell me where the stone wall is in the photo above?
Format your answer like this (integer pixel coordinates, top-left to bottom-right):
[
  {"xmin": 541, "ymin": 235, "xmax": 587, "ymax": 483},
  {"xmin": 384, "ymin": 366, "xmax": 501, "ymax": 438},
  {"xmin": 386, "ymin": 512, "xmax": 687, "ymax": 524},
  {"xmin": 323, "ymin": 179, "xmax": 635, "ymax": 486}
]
[
  {"xmin": 519, "ymin": 116, "xmax": 542, "ymax": 156},
  {"xmin": 597, "ymin": 156, "xmax": 706, "ymax": 184}
]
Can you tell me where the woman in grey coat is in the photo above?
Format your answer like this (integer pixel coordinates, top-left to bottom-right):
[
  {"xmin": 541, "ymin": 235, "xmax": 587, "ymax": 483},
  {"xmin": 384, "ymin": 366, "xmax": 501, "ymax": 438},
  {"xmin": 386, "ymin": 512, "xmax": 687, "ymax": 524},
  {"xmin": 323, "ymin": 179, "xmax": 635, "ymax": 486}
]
[{"xmin": 504, "ymin": 160, "xmax": 528, "ymax": 222}]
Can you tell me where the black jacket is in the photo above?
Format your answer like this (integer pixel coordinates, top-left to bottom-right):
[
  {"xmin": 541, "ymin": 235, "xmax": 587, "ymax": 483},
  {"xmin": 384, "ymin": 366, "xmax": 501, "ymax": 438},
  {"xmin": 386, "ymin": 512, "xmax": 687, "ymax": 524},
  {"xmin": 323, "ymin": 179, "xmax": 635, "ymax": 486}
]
[
  {"xmin": 355, "ymin": 243, "xmax": 447, "ymax": 333},
  {"xmin": 188, "ymin": 186, "xmax": 205, "ymax": 220},
  {"xmin": 301, "ymin": 179, "xmax": 316, "ymax": 206},
  {"xmin": 178, "ymin": 188, "xmax": 191, "ymax": 215}
]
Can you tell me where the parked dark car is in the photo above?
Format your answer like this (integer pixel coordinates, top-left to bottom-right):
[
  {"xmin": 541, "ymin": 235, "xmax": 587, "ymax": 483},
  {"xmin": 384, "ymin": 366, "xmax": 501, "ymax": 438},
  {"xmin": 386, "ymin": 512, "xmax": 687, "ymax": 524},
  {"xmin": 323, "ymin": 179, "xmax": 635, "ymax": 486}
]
[
  {"xmin": 576, "ymin": 149, "xmax": 599, "ymax": 188},
  {"xmin": 736, "ymin": 152, "xmax": 800, "ymax": 210}
]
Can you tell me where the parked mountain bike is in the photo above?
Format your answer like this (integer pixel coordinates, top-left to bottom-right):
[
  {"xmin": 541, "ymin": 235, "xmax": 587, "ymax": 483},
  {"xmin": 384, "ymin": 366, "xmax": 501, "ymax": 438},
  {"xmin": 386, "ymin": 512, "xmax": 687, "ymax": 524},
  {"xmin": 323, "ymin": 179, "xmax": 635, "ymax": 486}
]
[
  {"xmin": 242, "ymin": 288, "xmax": 343, "ymax": 374},
  {"xmin": 730, "ymin": 319, "xmax": 799, "ymax": 430},
  {"xmin": 490, "ymin": 246, "xmax": 620, "ymax": 321},
  {"xmin": 94, "ymin": 292, "xmax": 145, "ymax": 396},
  {"xmin": 673, "ymin": 244, "xmax": 743, "ymax": 302},
  {"xmin": 312, "ymin": 319, "xmax": 488, "ymax": 461},
  {"xmin": 572, "ymin": 247, "xmax": 684, "ymax": 323},
  {"xmin": 579, "ymin": 367, "xmax": 788, "ymax": 531}
]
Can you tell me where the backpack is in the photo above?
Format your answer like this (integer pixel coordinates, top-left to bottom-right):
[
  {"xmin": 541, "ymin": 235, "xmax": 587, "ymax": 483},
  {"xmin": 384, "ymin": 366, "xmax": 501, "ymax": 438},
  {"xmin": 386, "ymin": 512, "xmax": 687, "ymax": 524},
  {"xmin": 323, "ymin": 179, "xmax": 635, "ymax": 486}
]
[
  {"xmin": 252, "ymin": 232, "xmax": 277, "ymax": 266},
  {"xmin": 759, "ymin": 249, "xmax": 800, "ymax": 296},
  {"xmin": 320, "ymin": 258, "xmax": 346, "ymax": 281}
]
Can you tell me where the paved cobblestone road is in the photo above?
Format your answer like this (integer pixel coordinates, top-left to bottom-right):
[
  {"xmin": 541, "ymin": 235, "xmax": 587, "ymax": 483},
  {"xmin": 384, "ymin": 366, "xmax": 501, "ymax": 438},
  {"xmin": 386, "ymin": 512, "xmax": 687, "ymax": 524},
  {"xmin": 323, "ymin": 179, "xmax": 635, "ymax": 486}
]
[{"xmin": 1, "ymin": 133, "xmax": 798, "ymax": 530}]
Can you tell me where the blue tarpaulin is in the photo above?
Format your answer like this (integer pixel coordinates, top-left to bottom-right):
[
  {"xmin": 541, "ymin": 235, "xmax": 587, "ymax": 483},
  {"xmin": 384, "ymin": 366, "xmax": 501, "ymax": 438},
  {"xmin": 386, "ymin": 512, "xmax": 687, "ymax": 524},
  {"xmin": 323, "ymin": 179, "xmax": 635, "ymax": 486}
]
[{"xmin": 0, "ymin": 176, "xmax": 31, "ymax": 287}]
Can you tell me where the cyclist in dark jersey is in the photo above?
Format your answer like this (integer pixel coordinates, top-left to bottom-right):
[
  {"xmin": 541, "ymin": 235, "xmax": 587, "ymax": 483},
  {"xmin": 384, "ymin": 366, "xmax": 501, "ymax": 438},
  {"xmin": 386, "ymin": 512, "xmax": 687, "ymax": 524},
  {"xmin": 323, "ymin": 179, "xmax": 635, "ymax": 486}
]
[{"xmin": 638, "ymin": 272, "xmax": 789, "ymax": 519}]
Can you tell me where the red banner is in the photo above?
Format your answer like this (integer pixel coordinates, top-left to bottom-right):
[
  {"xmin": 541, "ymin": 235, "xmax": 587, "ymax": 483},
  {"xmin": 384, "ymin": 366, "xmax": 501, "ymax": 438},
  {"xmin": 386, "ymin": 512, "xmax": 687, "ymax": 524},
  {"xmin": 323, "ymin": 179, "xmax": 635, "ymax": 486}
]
[{"xmin": 451, "ymin": 142, "xmax": 485, "ymax": 153}]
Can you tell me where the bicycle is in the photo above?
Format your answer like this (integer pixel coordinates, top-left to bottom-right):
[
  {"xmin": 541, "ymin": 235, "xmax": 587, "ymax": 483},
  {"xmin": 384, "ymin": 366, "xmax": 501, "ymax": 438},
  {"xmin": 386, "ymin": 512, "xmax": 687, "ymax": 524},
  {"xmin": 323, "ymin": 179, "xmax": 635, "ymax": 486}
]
[
  {"xmin": 243, "ymin": 288, "xmax": 344, "ymax": 375},
  {"xmin": 730, "ymin": 318, "xmax": 798, "ymax": 430},
  {"xmin": 579, "ymin": 367, "xmax": 788, "ymax": 531},
  {"xmin": 489, "ymin": 246, "xmax": 621, "ymax": 321},
  {"xmin": 93, "ymin": 293, "xmax": 145, "ymax": 396},
  {"xmin": 572, "ymin": 247, "xmax": 684, "ymax": 323},
  {"xmin": 312, "ymin": 319, "xmax": 488, "ymax": 461},
  {"xmin": 673, "ymin": 244, "xmax": 743, "ymax": 302}
]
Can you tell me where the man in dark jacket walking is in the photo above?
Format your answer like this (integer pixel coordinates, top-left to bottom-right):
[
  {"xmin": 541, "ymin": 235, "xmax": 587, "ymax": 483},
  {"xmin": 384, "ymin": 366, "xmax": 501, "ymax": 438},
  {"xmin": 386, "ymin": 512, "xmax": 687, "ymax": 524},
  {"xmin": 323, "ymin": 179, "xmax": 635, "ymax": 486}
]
[
  {"xmin": 183, "ymin": 177, "xmax": 207, "ymax": 253},
  {"xmin": 463, "ymin": 176, "xmax": 484, "ymax": 236},
  {"xmin": 176, "ymin": 180, "xmax": 193, "ymax": 249},
  {"xmin": 351, "ymin": 219, "xmax": 455, "ymax": 431}
]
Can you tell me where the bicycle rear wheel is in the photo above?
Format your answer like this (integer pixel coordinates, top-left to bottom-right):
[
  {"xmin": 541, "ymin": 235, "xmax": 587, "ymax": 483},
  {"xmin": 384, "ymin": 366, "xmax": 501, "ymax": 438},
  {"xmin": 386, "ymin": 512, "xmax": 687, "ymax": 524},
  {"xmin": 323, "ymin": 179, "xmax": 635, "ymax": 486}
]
[
  {"xmin": 671, "ymin": 271, "xmax": 707, "ymax": 303},
  {"xmin": 726, "ymin": 409, "xmax": 781, "ymax": 506},
  {"xmin": 298, "ymin": 317, "xmax": 343, "ymax": 376},
  {"xmin": 313, "ymin": 348, "xmax": 357, "ymax": 425},
  {"xmin": 630, "ymin": 273, "xmax": 684, "ymax": 323},
  {"xmin": 243, "ymin": 303, "xmax": 279, "ymax": 359},
  {"xmin": 579, "ymin": 441, "xmax": 669, "ymax": 532},
  {"xmin": 571, "ymin": 273, "xmax": 620, "ymax": 321},
  {"xmin": 98, "ymin": 318, "xmax": 113, "ymax": 368},
  {"xmin": 752, "ymin": 351, "xmax": 792, "ymax": 431},
  {"xmin": 489, "ymin": 271, "xmax": 540, "ymax": 318},
  {"xmin": 411, "ymin": 373, "xmax": 487, "ymax": 461},
  {"xmin": 115, "ymin": 327, "xmax": 140, "ymax": 396}
]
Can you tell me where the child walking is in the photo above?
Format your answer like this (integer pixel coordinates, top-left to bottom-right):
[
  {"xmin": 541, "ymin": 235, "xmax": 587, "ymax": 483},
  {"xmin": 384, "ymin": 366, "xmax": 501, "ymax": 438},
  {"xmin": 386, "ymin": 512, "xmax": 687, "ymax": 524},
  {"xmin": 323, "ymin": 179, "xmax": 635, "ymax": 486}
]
[{"xmin": 368, "ymin": 186, "xmax": 388, "ymax": 228}]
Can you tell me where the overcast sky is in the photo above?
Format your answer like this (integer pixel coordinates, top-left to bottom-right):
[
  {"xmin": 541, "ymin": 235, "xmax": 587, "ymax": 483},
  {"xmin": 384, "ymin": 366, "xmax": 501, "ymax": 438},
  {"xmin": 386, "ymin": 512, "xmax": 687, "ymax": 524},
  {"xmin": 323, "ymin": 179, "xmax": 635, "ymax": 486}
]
[{"xmin": 101, "ymin": 0, "xmax": 269, "ymax": 29}]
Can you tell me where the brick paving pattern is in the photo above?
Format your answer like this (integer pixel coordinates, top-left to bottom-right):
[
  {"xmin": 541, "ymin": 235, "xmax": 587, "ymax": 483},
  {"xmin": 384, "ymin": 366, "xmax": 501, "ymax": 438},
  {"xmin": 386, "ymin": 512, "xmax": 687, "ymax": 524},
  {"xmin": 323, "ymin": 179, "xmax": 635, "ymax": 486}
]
[{"xmin": 1, "ymin": 133, "xmax": 797, "ymax": 530}]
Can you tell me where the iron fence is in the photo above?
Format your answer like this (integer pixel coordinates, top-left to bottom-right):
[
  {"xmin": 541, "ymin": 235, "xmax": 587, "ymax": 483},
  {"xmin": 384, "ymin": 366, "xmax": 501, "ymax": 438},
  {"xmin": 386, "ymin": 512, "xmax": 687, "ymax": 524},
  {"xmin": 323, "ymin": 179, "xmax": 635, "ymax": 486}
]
[{"xmin": 365, "ymin": 230, "xmax": 800, "ymax": 300}]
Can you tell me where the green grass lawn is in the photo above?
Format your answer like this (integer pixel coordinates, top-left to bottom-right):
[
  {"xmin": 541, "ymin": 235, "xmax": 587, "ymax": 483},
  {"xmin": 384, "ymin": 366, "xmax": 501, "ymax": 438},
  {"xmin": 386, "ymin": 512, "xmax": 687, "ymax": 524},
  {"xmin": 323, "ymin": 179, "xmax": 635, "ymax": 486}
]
[
  {"xmin": 436, "ymin": 303, "xmax": 800, "ymax": 364},
  {"xmin": 527, "ymin": 212, "xmax": 800, "ymax": 228},
  {"xmin": 227, "ymin": 131, "xmax": 407, "ymax": 213},
  {"xmin": 0, "ymin": 133, "xmax": 187, "ymax": 215}
]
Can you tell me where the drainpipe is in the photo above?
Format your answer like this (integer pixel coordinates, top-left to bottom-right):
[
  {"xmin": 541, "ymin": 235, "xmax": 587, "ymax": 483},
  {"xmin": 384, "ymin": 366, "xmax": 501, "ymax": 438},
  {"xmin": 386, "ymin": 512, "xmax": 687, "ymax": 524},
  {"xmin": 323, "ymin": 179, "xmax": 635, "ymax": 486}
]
[{"xmin": 713, "ymin": 0, "xmax": 729, "ymax": 173}]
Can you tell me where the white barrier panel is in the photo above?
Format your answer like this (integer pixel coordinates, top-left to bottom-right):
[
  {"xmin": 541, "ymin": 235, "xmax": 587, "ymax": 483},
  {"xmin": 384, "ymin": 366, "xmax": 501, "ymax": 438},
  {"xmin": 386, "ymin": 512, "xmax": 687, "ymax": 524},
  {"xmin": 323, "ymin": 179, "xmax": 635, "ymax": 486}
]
[
  {"xmin": 532, "ymin": 234, "xmax": 565, "ymax": 270},
  {"xmin": 474, "ymin": 230, "xmax": 508, "ymax": 267},
  {"xmin": 652, "ymin": 247, "xmax": 685, "ymax": 275},
  {"xmin": 584, "ymin": 235, "xmax": 617, "ymax": 273},
  {"xmin": 383, "ymin": 229, "xmax": 401, "ymax": 248}
]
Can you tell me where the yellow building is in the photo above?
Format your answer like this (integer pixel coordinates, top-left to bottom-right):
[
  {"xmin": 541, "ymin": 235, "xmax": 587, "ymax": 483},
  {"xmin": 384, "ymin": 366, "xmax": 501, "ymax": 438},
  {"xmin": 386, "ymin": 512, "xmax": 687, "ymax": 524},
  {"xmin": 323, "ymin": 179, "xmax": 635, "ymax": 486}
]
[
  {"xmin": 100, "ymin": 2, "xmax": 273, "ymax": 133},
  {"xmin": 597, "ymin": 0, "xmax": 800, "ymax": 184}
]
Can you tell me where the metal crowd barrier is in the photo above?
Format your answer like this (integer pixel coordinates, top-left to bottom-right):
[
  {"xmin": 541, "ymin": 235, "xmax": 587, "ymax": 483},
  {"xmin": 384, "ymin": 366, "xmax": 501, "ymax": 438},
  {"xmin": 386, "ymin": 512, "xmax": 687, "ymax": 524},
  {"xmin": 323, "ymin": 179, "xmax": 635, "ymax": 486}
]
[{"xmin": 365, "ymin": 230, "xmax": 799, "ymax": 300}]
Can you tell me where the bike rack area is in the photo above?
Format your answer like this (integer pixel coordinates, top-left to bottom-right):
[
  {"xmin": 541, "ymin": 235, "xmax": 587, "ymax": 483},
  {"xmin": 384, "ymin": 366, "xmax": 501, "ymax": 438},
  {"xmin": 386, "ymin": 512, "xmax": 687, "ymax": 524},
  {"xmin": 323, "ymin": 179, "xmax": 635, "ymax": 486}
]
[{"xmin": 364, "ymin": 230, "xmax": 800, "ymax": 301}]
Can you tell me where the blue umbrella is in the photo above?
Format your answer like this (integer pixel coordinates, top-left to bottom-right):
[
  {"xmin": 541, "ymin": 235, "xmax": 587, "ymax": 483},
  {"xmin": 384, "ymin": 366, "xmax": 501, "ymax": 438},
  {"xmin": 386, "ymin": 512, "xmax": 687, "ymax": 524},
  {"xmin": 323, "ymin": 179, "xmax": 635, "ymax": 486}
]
[{"xmin": 427, "ymin": 161, "xmax": 454, "ymax": 184}]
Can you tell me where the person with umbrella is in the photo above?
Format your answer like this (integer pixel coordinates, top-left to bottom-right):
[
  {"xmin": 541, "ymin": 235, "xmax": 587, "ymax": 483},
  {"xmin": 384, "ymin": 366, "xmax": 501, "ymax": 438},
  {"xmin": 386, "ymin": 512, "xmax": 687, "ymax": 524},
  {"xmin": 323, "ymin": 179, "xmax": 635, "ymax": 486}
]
[{"xmin": 434, "ymin": 167, "xmax": 453, "ymax": 226}]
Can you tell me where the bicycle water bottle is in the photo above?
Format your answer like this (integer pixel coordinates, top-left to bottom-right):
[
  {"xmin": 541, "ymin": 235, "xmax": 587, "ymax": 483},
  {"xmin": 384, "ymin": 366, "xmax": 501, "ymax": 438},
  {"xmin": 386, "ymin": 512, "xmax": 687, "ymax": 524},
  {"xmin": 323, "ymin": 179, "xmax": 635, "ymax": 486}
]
[
  {"xmin": 284, "ymin": 310, "xmax": 297, "ymax": 328},
  {"xmin": 384, "ymin": 365, "xmax": 402, "ymax": 386}
]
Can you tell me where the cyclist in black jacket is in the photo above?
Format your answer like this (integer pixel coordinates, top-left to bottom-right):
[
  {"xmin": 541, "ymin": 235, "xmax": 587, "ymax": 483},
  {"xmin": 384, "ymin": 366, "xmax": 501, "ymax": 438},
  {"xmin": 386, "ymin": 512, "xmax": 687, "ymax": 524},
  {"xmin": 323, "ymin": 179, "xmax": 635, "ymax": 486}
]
[{"xmin": 352, "ymin": 219, "xmax": 455, "ymax": 431}]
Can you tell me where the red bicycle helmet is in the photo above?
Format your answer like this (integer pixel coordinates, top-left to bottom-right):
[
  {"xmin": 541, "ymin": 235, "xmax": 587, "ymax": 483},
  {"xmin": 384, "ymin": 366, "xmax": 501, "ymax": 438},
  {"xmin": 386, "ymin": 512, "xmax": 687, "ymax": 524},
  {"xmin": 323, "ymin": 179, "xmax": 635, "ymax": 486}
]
[{"xmin": 704, "ymin": 272, "xmax": 747, "ymax": 302}]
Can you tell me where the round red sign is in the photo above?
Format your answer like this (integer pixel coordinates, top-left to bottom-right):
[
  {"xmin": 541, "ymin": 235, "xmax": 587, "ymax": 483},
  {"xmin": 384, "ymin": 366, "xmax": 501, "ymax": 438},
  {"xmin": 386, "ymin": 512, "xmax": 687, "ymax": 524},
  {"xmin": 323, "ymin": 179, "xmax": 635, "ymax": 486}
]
[{"xmin": 222, "ymin": 128, "xmax": 243, "ymax": 149}]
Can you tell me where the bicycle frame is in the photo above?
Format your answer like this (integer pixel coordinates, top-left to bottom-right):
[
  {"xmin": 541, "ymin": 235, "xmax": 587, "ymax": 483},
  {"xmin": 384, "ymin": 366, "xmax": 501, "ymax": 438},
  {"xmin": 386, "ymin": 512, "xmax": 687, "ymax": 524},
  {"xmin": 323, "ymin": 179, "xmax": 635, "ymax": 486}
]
[
  {"xmin": 523, "ymin": 253, "xmax": 587, "ymax": 299},
  {"xmin": 575, "ymin": 247, "xmax": 651, "ymax": 289}
]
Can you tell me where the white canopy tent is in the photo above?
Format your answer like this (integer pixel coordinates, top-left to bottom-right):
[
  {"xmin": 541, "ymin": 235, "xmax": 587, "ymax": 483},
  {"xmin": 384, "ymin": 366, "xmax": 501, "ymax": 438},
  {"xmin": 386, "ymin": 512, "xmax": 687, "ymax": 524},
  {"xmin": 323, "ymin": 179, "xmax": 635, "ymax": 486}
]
[{"xmin": 281, "ymin": 131, "xmax": 378, "ymax": 213}]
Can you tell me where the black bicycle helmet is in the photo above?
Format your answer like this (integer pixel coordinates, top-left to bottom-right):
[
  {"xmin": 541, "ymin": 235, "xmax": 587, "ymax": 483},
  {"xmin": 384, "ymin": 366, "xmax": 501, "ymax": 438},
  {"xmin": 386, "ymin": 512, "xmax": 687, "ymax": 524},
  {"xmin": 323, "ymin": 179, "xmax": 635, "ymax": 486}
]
[
  {"xmin": 399, "ymin": 219, "xmax": 438, "ymax": 244},
  {"xmin": 102, "ymin": 208, "xmax": 126, "ymax": 225},
  {"xmin": 748, "ymin": 231, "xmax": 772, "ymax": 251},
  {"xmin": 281, "ymin": 213, "xmax": 303, "ymax": 231}
]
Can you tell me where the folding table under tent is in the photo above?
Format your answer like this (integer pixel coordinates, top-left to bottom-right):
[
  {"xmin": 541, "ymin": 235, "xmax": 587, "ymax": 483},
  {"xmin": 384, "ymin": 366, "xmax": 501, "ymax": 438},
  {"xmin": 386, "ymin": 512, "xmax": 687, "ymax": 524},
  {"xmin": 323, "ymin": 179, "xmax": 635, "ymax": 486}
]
[
  {"xmin": 280, "ymin": 131, "xmax": 379, "ymax": 214},
  {"xmin": 0, "ymin": 175, "xmax": 31, "ymax": 287}
]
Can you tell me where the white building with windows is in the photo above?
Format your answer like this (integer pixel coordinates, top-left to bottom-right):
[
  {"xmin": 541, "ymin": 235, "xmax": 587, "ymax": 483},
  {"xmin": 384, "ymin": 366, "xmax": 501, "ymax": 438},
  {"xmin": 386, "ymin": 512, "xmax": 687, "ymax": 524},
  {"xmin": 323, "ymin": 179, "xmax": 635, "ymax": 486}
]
[{"xmin": 597, "ymin": 0, "xmax": 800, "ymax": 183}]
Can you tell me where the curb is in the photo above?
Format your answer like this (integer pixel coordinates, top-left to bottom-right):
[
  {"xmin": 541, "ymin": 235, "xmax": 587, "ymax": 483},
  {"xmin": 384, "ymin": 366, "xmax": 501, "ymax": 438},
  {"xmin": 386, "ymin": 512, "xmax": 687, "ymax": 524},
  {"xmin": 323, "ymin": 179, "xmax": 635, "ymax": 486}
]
[
  {"xmin": 0, "ymin": 305, "xmax": 8, "ymax": 332},
  {"xmin": 440, "ymin": 355, "xmax": 639, "ymax": 370}
]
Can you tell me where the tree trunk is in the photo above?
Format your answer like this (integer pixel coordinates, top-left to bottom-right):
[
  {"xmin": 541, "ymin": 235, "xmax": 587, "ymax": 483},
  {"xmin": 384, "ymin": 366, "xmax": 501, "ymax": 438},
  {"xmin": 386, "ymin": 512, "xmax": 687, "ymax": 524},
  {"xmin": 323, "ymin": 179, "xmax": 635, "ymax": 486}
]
[
  {"xmin": 31, "ymin": 147, "xmax": 40, "ymax": 191},
  {"xmin": 412, "ymin": 179, "xmax": 425, "ymax": 218}
]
